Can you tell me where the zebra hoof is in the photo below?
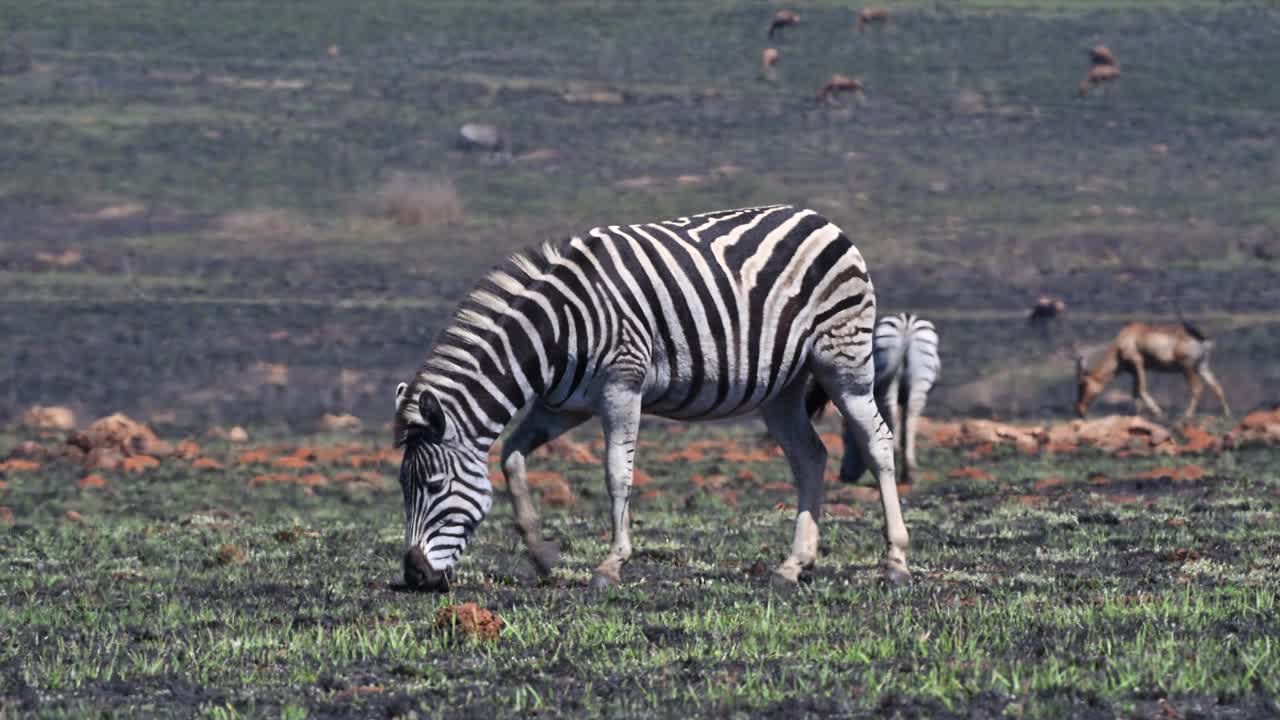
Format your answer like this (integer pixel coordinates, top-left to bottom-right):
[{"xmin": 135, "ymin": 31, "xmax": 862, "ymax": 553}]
[
  {"xmin": 528, "ymin": 540, "xmax": 560, "ymax": 577},
  {"xmin": 881, "ymin": 564, "xmax": 912, "ymax": 587},
  {"xmin": 588, "ymin": 571, "xmax": 618, "ymax": 591}
]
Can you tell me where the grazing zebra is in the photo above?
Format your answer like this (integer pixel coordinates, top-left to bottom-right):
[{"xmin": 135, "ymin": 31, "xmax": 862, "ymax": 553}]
[
  {"xmin": 393, "ymin": 205, "xmax": 909, "ymax": 592},
  {"xmin": 870, "ymin": 313, "xmax": 940, "ymax": 484}
]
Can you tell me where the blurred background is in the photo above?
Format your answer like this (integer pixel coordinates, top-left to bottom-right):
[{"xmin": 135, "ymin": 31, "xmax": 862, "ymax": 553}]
[{"xmin": 2, "ymin": 1, "xmax": 1277, "ymax": 432}]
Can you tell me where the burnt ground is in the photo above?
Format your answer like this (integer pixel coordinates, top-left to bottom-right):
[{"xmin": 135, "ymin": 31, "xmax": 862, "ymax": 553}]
[
  {"xmin": 2, "ymin": 2, "xmax": 1280, "ymax": 428},
  {"xmin": 1, "ymin": 422, "xmax": 1278, "ymax": 718}
]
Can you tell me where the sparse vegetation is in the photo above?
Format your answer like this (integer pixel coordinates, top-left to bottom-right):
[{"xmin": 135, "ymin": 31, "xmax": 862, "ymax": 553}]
[{"xmin": 1, "ymin": 422, "xmax": 1278, "ymax": 717}]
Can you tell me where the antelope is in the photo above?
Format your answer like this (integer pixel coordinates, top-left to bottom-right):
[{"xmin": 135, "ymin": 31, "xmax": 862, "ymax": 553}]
[
  {"xmin": 1089, "ymin": 44, "xmax": 1118, "ymax": 68},
  {"xmin": 1079, "ymin": 64, "xmax": 1120, "ymax": 96},
  {"xmin": 857, "ymin": 7, "xmax": 891, "ymax": 31},
  {"xmin": 761, "ymin": 47, "xmax": 780, "ymax": 82},
  {"xmin": 1027, "ymin": 295, "xmax": 1066, "ymax": 324},
  {"xmin": 1074, "ymin": 321, "xmax": 1230, "ymax": 418},
  {"xmin": 769, "ymin": 10, "xmax": 800, "ymax": 39},
  {"xmin": 816, "ymin": 74, "xmax": 863, "ymax": 103}
]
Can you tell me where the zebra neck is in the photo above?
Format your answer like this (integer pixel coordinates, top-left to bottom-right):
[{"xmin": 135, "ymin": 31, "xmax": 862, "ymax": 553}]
[{"xmin": 421, "ymin": 309, "xmax": 559, "ymax": 449}]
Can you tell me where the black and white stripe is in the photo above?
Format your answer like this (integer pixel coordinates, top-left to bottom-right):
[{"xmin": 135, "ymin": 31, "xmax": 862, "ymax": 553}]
[
  {"xmin": 872, "ymin": 313, "xmax": 940, "ymax": 483},
  {"xmin": 395, "ymin": 205, "xmax": 911, "ymax": 589}
]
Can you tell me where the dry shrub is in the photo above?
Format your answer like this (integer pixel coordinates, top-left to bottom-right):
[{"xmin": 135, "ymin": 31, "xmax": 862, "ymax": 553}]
[
  {"xmin": 436, "ymin": 603, "xmax": 504, "ymax": 641},
  {"xmin": 375, "ymin": 174, "xmax": 464, "ymax": 227}
]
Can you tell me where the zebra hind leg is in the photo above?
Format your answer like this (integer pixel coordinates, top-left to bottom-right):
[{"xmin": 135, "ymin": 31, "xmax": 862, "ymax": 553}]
[
  {"xmin": 501, "ymin": 404, "xmax": 591, "ymax": 577},
  {"xmin": 761, "ymin": 380, "xmax": 828, "ymax": 583},
  {"xmin": 810, "ymin": 344, "xmax": 911, "ymax": 584}
]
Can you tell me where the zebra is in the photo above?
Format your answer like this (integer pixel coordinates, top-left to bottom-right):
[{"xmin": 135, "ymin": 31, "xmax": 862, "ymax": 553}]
[
  {"xmin": 392, "ymin": 204, "xmax": 910, "ymax": 591},
  {"xmin": 869, "ymin": 313, "xmax": 940, "ymax": 485}
]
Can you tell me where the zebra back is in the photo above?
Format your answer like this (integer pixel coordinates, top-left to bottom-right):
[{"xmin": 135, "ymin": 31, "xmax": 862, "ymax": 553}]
[{"xmin": 872, "ymin": 313, "xmax": 909, "ymax": 390}]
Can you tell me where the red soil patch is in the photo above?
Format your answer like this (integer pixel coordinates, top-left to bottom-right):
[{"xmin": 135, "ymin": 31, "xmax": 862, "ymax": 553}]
[
  {"xmin": 819, "ymin": 433, "xmax": 844, "ymax": 454},
  {"xmin": 1166, "ymin": 517, "xmax": 1187, "ymax": 528},
  {"xmin": 1133, "ymin": 465, "xmax": 1206, "ymax": 482},
  {"xmin": 823, "ymin": 503, "xmax": 863, "ymax": 518},
  {"xmin": 1010, "ymin": 494, "xmax": 1047, "ymax": 507},
  {"xmin": 65, "ymin": 510, "xmax": 84, "ymax": 523},
  {"xmin": 655, "ymin": 446, "xmax": 708, "ymax": 463},
  {"xmin": 173, "ymin": 440, "xmax": 202, "ymax": 459},
  {"xmin": 334, "ymin": 685, "xmax": 385, "ymax": 702},
  {"xmin": 250, "ymin": 473, "xmax": 329, "ymax": 488},
  {"xmin": 1033, "ymin": 476, "xmax": 1065, "ymax": 492},
  {"xmin": 761, "ymin": 481, "xmax": 792, "ymax": 493},
  {"xmin": 78, "ymin": 474, "xmax": 107, "ymax": 489},
  {"xmin": 1164, "ymin": 548, "xmax": 1202, "ymax": 564},
  {"xmin": 0, "ymin": 507, "xmax": 13, "ymax": 526},
  {"xmin": 1224, "ymin": 409, "xmax": 1280, "ymax": 448},
  {"xmin": 966, "ymin": 443, "xmax": 995, "ymax": 459},
  {"xmin": 1088, "ymin": 473, "xmax": 1111, "ymax": 486},
  {"xmin": 947, "ymin": 466, "xmax": 994, "ymax": 482},
  {"xmin": 632, "ymin": 469, "xmax": 654, "ymax": 487},
  {"xmin": 541, "ymin": 436, "xmax": 600, "ymax": 465},
  {"xmin": 711, "ymin": 488, "xmax": 740, "ymax": 507},
  {"xmin": 333, "ymin": 471, "xmax": 388, "ymax": 490},
  {"xmin": 271, "ymin": 456, "xmax": 311, "ymax": 470},
  {"xmin": 0, "ymin": 459, "xmax": 41, "ymax": 472},
  {"xmin": 436, "ymin": 602, "xmax": 504, "ymax": 641},
  {"xmin": 121, "ymin": 455, "xmax": 160, "ymax": 473},
  {"xmin": 527, "ymin": 470, "xmax": 575, "ymax": 508},
  {"xmin": 237, "ymin": 448, "xmax": 275, "ymax": 465},
  {"xmin": 722, "ymin": 446, "xmax": 782, "ymax": 463},
  {"xmin": 192, "ymin": 457, "xmax": 225, "ymax": 471},
  {"xmin": 691, "ymin": 473, "xmax": 728, "ymax": 489},
  {"xmin": 0, "ymin": 480, "xmax": 7, "ymax": 491},
  {"xmin": 639, "ymin": 489, "xmax": 665, "ymax": 501},
  {"xmin": 736, "ymin": 469, "xmax": 759, "ymax": 484},
  {"xmin": 1178, "ymin": 427, "xmax": 1218, "ymax": 454}
]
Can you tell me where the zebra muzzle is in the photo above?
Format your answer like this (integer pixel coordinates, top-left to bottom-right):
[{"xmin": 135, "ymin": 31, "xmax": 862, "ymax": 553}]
[{"xmin": 403, "ymin": 546, "xmax": 450, "ymax": 592}]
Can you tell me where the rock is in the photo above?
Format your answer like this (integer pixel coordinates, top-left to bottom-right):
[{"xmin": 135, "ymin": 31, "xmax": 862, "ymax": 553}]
[
  {"xmin": 228, "ymin": 427, "xmax": 250, "ymax": 443},
  {"xmin": 85, "ymin": 447, "xmax": 124, "ymax": 471},
  {"xmin": 436, "ymin": 602, "xmax": 504, "ymax": 641},
  {"xmin": 79, "ymin": 474, "xmax": 108, "ymax": 489},
  {"xmin": 20, "ymin": 405, "xmax": 76, "ymax": 431},
  {"xmin": 83, "ymin": 413, "xmax": 167, "ymax": 456},
  {"xmin": 457, "ymin": 123, "xmax": 504, "ymax": 152}
]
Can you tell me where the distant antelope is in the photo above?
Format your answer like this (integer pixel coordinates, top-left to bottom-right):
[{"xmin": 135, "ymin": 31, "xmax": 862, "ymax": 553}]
[
  {"xmin": 816, "ymin": 74, "xmax": 863, "ymax": 103},
  {"xmin": 1079, "ymin": 64, "xmax": 1121, "ymax": 96},
  {"xmin": 1074, "ymin": 321, "xmax": 1230, "ymax": 418},
  {"xmin": 857, "ymin": 7, "xmax": 891, "ymax": 31},
  {"xmin": 1027, "ymin": 295, "xmax": 1066, "ymax": 324},
  {"xmin": 761, "ymin": 47, "xmax": 780, "ymax": 81},
  {"xmin": 769, "ymin": 10, "xmax": 800, "ymax": 39},
  {"xmin": 1089, "ymin": 44, "xmax": 1118, "ymax": 68}
]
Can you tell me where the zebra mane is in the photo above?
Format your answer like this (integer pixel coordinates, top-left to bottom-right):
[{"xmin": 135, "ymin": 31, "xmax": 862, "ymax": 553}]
[{"xmin": 422, "ymin": 240, "xmax": 565, "ymax": 375}]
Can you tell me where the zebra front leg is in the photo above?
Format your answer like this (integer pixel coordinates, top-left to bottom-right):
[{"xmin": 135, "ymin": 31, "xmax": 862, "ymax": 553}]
[
  {"xmin": 762, "ymin": 383, "xmax": 828, "ymax": 583},
  {"xmin": 589, "ymin": 381, "xmax": 643, "ymax": 590},
  {"xmin": 501, "ymin": 404, "xmax": 590, "ymax": 577}
]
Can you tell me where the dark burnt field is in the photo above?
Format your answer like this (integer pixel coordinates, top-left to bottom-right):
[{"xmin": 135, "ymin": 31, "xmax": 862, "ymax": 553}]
[
  {"xmin": 2, "ymin": 1, "xmax": 1280, "ymax": 426},
  {"xmin": 1, "ymin": 421, "xmax": 1278, "ymax": 718}
]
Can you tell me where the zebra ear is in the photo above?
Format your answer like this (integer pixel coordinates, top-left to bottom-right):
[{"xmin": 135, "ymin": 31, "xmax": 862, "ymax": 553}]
[
  {"xmin": 395, "ymin": 382, "xmax": 408, "ymax": 407},
  {"xmin": 416, "ymin": 389, "xmax": 447, "ymax": 442}
]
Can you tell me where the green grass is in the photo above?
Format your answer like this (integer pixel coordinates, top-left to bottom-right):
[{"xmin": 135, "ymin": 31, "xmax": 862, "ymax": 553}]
[{"xmin": 2, "ymin": 423, "xmax": 1278, "ymax": 717}]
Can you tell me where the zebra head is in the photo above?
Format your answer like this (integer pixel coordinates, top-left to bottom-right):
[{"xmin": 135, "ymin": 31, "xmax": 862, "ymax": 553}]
[{"xmin": 393, "ymin": 381, "xmax": 493, "ymax": 592}]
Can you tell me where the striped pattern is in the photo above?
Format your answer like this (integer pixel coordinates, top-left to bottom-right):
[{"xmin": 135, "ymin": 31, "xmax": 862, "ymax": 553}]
[
  {"xmin": 872, "ymin": 313, "xmax": 941, "ymax": 483},
  {"xmin": 395, "ymin": 205, "xmax": 910, "ymax": 587}
]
